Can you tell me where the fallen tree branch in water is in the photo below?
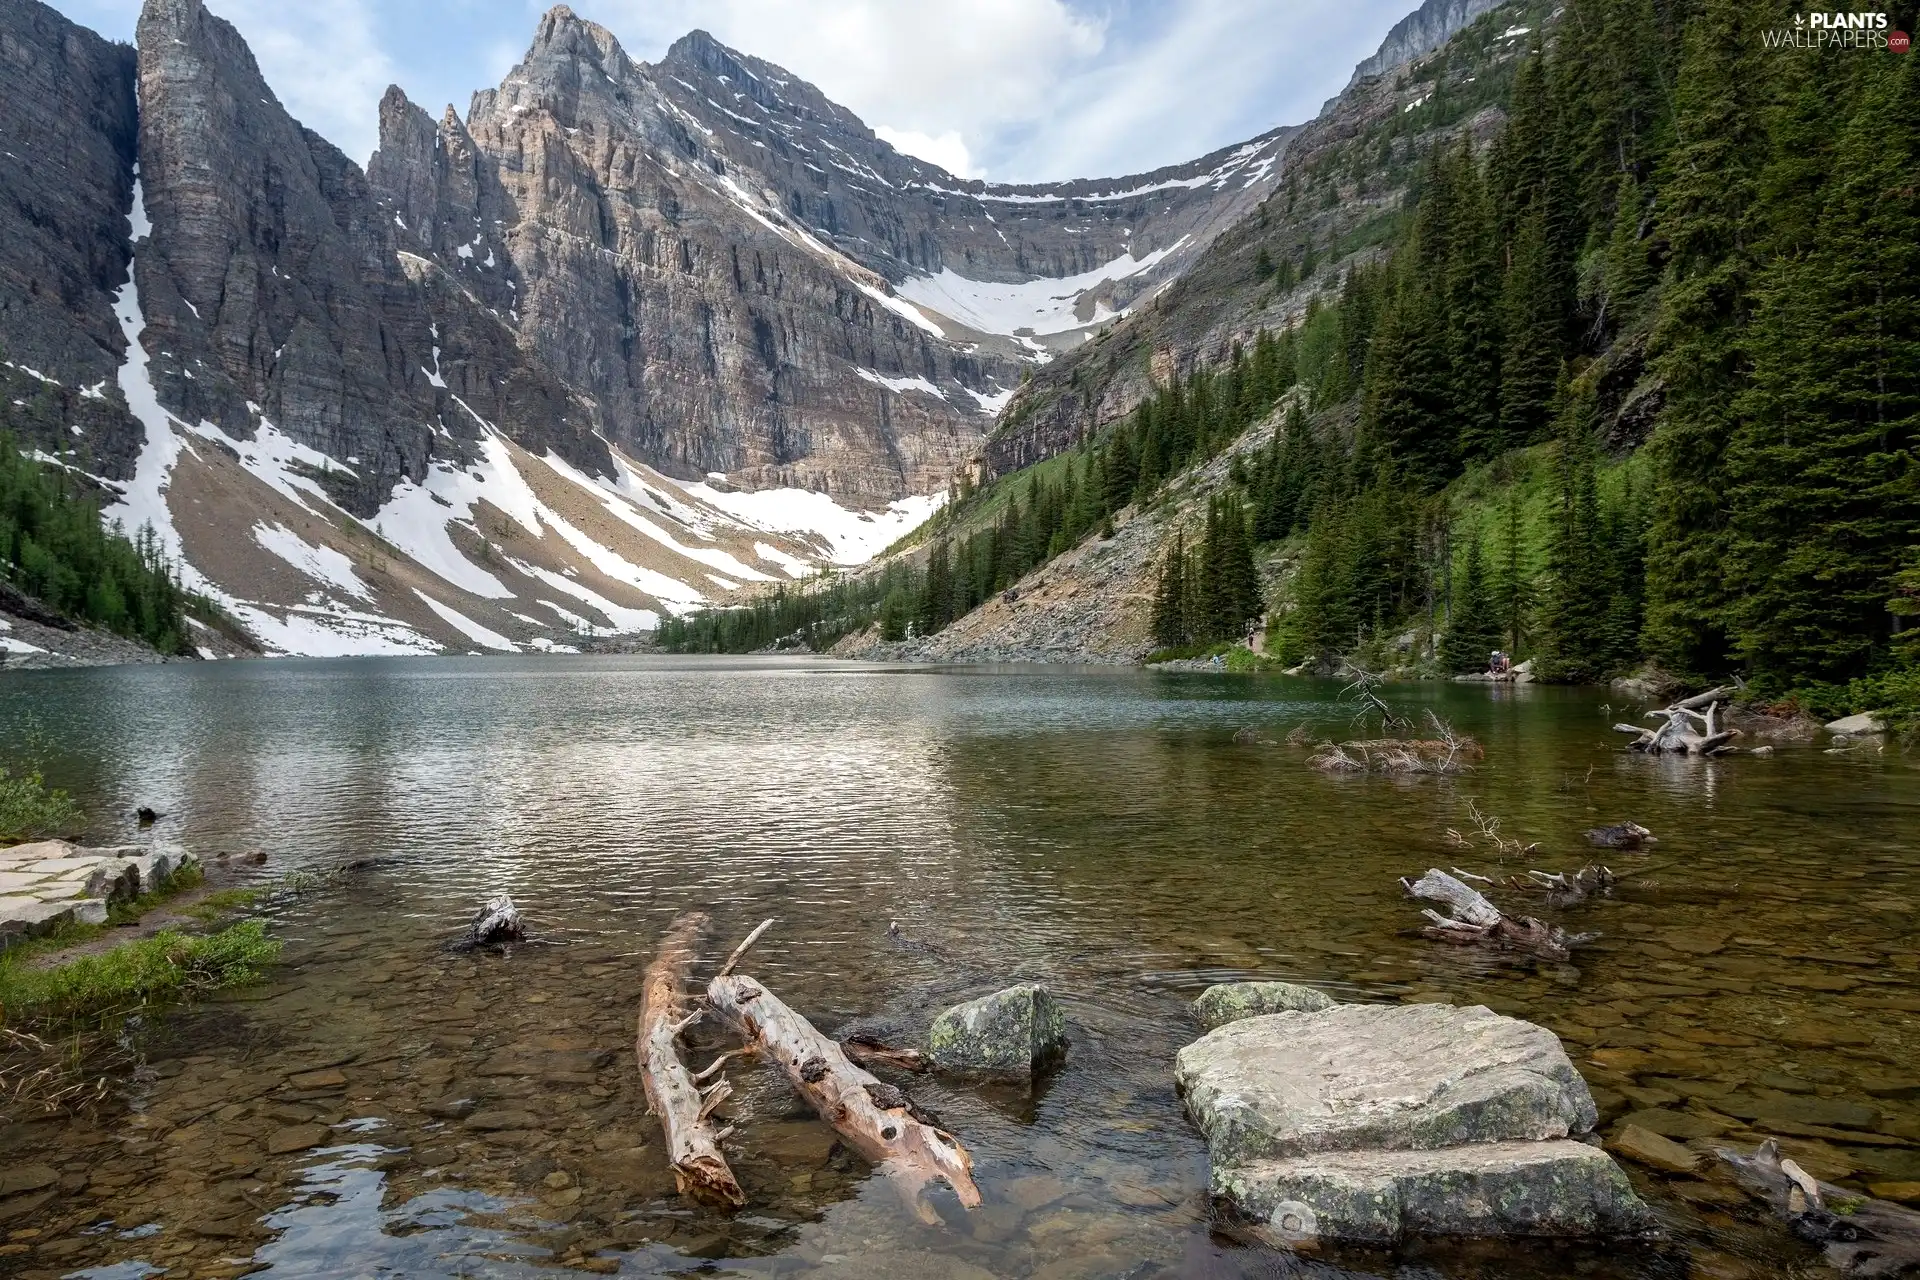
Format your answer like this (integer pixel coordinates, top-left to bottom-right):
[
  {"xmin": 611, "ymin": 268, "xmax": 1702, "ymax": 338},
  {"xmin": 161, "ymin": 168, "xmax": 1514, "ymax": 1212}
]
[
  {"xmin": 636, "ymin": 911, "xmax": 745, "ymax": 1207},
  {"xmin": 1617, "ymin": 686, "xmax": 1745, "ymax": 755},
  {"xmin": 707, "ymin": 962, "xmax": 980, "ymax": 1223},
  {"xmin": 1717, "ymin": 1138, "xmax": 1920, "ymax": 1275},
  {"xmin": 1400, "ymin": 868, "xmax": 1597, "ymax": 962}
]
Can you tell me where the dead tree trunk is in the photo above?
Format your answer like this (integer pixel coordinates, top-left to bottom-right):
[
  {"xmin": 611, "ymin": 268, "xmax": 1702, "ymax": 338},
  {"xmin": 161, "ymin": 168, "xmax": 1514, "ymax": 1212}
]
[
  {"xmin": 707, "ymin": 973, "xmax": 980, "ymax": 1222},
  {"xmin": 637, "ymin": 912, "xmax": 745, "ymax": 1207},
  {"xmin": 1615, "ymin": 685, "xmax": 1744, "ymax": 755},
  {"xmin": 1718, "ymin": 1139, "xmax": 1920, "ymax": 1275},
  {"xmin": 1401, "ymin": 868, "xmax": 1595, "ymax": 962}
]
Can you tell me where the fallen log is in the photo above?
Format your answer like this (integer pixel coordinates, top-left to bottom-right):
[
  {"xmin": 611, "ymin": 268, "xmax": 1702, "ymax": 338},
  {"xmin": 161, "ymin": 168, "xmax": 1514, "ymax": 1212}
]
[
  {"xmin": 707, "ymin": 972, "xmax": 980, "ymax": 1222},
  {"xmin": 1401, "ymin": 868, "xmax": 1596, "ymax": 962},
  {"xmin": 637, "ymin": 912, "xmax": 745, "ymax": 1207},
  {"xmin": 1718, "ymin": 1138, "xmax": 1920, "ymax": 1275}
]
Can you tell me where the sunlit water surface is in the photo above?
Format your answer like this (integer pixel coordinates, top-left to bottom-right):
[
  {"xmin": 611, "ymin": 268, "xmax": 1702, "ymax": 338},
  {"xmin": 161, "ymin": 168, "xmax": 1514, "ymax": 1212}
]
[{"xmin": 2, "ymin": 656, "xmax": 1917, "ymax": 1279}]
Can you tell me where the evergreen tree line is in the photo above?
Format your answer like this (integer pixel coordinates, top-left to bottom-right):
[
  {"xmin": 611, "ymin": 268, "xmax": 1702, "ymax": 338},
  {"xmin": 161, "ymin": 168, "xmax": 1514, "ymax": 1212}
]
[
  {"xmin": 1149, "ymin": 495, "xmax": 1262, "ymax": 652},
  {"xmin": 655, "ymin": 562, "xmax": 921, "ymax": 653},
  {"xmin": 0, "ymin": 434, "xmax": 206, "ymax": 654},
  {"xmin": 1252, "ymin": 0, "xmax": 1918, "ymax": 697}
]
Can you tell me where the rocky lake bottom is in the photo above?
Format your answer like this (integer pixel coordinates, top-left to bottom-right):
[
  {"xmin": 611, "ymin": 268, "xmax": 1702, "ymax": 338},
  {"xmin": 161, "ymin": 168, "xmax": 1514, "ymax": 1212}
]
[{"xmin": 0, "ymin": 655, "xmax": 1916, "ymax": 1278}]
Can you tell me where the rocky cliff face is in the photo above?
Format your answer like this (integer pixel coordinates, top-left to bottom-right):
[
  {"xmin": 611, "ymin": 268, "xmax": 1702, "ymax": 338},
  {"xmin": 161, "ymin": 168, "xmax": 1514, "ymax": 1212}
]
[
  {"xmin": 132, "ymin": 0, "xmax": 606, "ymax": 518},
  {"xmin": 1348, "ymin": 0, "xmax": 1508, "ymax": 85},
  {"xmin": 983, "ymin": 0, "xmax": 1538, "ymax": 477},
  {"xmin": 366, "ymin": 10, "xmax": 1290, "ymax": 506},
  {"xmin": 0, "ymin": 0, "xmax": 140, "ymax": 478}
]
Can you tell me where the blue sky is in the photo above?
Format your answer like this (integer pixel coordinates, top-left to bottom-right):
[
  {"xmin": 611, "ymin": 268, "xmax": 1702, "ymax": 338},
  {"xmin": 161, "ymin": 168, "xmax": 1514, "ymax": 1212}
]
[{"xmin": 52, "ymin": 0, "xmax": 1414, "ymax": 183}]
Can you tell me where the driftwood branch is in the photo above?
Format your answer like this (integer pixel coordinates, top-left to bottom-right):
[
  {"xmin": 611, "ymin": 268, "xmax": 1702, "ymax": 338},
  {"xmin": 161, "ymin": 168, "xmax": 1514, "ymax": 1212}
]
[
  {"xmin": 637, "ymin": 912, "xmax": 745, "ymax": 1207},
  {"xmin": 718, "ymin": 917, "xmax": 775, "ymax": 979},
  {"xmin": 1622, "ymin": 686, "xmax": 1744, "ymax": 756},
  {"xmin": 1401, "ymin": 868, "xmax": 1597, "ymax": 962},
  {"xmin": 1718, "ymin": 1139, "xmax": 1920, "ymax": 1275},
  {"xmin": 707, "ymin": 972, "xmax": 981, "ymax": 1222}
]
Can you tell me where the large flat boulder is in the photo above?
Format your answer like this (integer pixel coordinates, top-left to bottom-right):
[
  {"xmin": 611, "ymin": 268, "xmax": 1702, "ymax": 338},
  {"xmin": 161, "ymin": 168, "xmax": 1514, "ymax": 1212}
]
[
  {"xmin": 1175, "ymin": 1003, "xmax": 1598, "ymax": 1165},
  {"xmin": 1215, "ymin": 1139, "xmax": 1654, "ymax": 1245}
]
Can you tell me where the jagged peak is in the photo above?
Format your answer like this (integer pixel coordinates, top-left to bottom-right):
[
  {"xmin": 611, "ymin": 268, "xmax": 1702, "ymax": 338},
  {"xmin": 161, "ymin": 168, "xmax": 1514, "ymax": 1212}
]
[{"xmin": 527, "ymin": 4, "xmax": 631, "ymax": 73}]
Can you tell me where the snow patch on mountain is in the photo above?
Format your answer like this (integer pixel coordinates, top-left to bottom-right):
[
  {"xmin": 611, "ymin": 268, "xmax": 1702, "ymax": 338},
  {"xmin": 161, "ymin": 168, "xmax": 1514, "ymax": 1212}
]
[{"xmin": 897, "ymin": 239, "xmax": 1187, "ymax": 338}]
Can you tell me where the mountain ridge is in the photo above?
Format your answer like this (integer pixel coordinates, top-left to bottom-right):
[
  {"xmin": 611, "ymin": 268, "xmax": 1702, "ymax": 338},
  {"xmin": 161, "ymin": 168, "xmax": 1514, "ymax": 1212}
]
[{"xmin": 0, "ymin": 0, "xmax": 1504, "ymax": 655}]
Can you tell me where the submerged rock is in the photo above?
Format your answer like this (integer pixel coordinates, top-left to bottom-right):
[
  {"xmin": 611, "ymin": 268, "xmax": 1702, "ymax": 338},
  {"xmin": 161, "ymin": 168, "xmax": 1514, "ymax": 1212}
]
[
  {"xmin": 928, "ymin": 984, "xmax": 1066, "ymax": 1074},
  {"xmin": 1192, "ymin": 981, "xmax": 1335, "ymax": 1030},
  {"xmin": 1216, "ymin": 1139, "xmax": 1652, "ymax": 1245},
  {"xmin": 1176, "ymin": 1003, "xmax": 1646, "ymax": 1243}
]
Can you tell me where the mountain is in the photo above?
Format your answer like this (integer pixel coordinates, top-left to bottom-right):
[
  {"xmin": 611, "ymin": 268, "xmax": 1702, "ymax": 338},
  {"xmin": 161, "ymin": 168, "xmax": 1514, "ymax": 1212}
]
[{"xmin": 0, "ymin": 0, "xmax": 1489, "ymax": 655}]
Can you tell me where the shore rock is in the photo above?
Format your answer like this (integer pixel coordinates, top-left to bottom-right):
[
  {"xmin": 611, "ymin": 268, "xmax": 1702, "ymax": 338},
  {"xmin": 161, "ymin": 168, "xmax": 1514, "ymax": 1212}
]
[
  {"xmin": 1824, "ymin": 712, "xmax": 1887, "ymax": 735},
  {"xmin": 928, "ymin": 984, "xmax": 1066, "ymax": 1074},
  {"xmin": 1176, "ymin": 1004, "xmax": 1598, "ymax": 1165},
  {"xmin": 1192, "ymin": 981, "xmax": 1335, "ymax": 1030},
  {"xmin": 1177, "ymin": 1003, "xmax": 1646, "ymax": 1242},
  {"xmin": 1216, "ymin": 1139, "xmax": 1652, "ymax": 1245}
]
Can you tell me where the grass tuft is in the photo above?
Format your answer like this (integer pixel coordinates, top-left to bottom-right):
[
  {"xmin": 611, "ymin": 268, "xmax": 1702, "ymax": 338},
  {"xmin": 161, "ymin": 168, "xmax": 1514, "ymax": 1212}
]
[
  {"xmin": 0, "ymin": 921, "xmax": 281, "ymax": 1025},
  {"xmin": 0, "ymin": 765, "xmax": 85, "ymax": 845}
]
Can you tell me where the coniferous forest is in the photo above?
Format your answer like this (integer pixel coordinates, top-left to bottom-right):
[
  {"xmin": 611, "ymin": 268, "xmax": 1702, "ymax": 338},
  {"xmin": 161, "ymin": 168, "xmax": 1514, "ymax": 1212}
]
[{"xmin": 666, "ymin": 0, "xmax": 1918, "ymax": 722}]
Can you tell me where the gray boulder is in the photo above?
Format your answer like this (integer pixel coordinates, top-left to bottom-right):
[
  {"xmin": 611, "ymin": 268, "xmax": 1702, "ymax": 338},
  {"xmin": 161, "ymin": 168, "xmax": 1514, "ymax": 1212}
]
[
  {"xmin": 928, "ymin": 984, "xmax": 1066, "ymax": 1073},
  {"xmin": 1193, "ymin": 981, "xmax": 1335, "ymax": 1030},
  {"xmin": 1824, "ymin": 712, "xmax": 1887, "ymax": 734},
  {"xmin": 1176, "ymin": 1003, "xmax": 1645, "ymax": 1242},
  {"xmin": 1176, "ymin": 1004, "xmax": 1598, "ymax": 1166},
  {"xmin": 1215, "ymin": 1140, "xmax": 1653, "ymax": 1245}
]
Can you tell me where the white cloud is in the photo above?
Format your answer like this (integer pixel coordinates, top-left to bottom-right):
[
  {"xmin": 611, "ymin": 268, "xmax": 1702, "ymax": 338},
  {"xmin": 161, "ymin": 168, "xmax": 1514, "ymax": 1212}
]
[
  {"xmin": 584, "ymin": 0, "xmax": 1106, "ymax": 175},
  {"xmin": 874, "ymin": 126, "xmax": 983, "ymax": 179},
  {"xmin": 204, "ymin": 0, "xmax": 396, "ymax": 164}
]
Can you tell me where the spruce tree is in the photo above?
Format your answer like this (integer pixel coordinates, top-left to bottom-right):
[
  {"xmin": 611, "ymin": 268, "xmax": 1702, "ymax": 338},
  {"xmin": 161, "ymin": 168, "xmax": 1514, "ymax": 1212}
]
[
  {"xmin": 1642, "ymin": 0, "xmax": 1765, "ymax": 678},
  {"xmin": 1440, "ymin": 533, "xmax": 1500, "ymax": 674},
  {"xmin": 1723, "ymin": 50, "xmax": 1920, "ymax": 688}
]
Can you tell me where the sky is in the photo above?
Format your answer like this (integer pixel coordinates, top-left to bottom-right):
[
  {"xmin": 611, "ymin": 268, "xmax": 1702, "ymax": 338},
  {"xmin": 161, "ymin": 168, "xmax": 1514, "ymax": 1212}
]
[{"xmin": 51, "ymin": 0, "xmax": 1417, "ymax": 184}]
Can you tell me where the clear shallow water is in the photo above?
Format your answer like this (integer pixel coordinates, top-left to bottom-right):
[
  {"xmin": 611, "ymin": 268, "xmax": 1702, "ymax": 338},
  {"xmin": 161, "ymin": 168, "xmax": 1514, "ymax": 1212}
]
[{"xmin": 2, "ymin": 656, "xmax": 1918, "ymax": 1279}]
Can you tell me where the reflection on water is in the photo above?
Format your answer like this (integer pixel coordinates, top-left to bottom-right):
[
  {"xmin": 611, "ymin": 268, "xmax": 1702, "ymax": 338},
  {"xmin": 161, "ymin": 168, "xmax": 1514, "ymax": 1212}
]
[{"xmin": 1, "ymin": 656, "xmax": 1916, "ymax": 1279}]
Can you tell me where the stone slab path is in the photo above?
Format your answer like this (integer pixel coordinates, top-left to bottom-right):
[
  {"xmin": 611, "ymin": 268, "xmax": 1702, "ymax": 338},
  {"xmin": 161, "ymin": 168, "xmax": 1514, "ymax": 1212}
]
[{"xmin": 0, "ymin": 840, "xmax": 196, "ymax": 944}]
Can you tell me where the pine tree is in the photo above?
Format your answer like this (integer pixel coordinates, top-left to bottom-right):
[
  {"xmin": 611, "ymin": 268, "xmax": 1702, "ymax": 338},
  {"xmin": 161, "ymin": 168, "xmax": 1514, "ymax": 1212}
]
[
  {"xmin": 1723, "ymin": 50, "xmax": 1920, "ymax": 689},
  {"xmin": 1536, "ymin": 383, "xmax": 1616, "ymax": 681},
  {"xmin": 1440, "ymin": 533, "xmax": 1500, "ymax": 673},
  {"xmin": 1492, "ymin": 488, "xmax": 1534, "ymax": 656},
  {"xmin": 1642, "ymin": 0, "xmax": 1766, "ymax": 678},
  {"xmin": 1446, "ymin": 139, "xmax": 1504, "ymax": 460},
  {"xmin": 1151, "ymin": 532, "xmax": 1190, "ymax": 648}
]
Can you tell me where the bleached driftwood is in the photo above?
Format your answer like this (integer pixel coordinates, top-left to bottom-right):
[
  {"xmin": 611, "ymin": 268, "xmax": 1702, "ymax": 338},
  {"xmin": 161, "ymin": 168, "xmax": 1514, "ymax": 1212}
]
[
  {"xmin": 1401, "ymin": 868, "xmax": 1596, "ymax": 962},
  {"xmin": 1616, "ymin": 686, "xmax": 1743, "ymax": 755},
  {"xmin": 1718, "ymin": 1139, "xmax": 1920, "ymax": 1275},
  {"xmin": 707, "ymin": 972, "xmax": 981, "ymax": 1222},
  {"xmin": 1502, "ymin": 864, "xmax": 1619, "ymax": 907},
  {"xmin": 637, "ymin": 912, "xmax": 745, "ymax": 1207}
]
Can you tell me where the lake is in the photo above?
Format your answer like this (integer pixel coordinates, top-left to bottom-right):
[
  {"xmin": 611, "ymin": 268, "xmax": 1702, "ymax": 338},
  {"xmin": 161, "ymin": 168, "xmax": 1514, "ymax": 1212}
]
[{"xmin": 2, "ymin": 656, "xmax": 1917, "ymax": 1279}]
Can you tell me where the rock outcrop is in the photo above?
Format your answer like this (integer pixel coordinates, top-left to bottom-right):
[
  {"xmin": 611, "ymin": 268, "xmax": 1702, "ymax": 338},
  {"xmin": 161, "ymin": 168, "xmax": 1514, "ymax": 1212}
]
[
  {"xmin": 1347, "ymin": 0, "xmax": 1510, "ymax": 85},
  {"xmin": 365, "ymin": 12, "xmax": 1290, "ymax": 506},
  {"xmin": 1175, "ymin": 1003, "xmax": 1651, "ymax": 1244},
  {"xmin": 0, "ymin": 0, "xmax": 142, "ymax": 478},
  {"xmin": 0, "ymin": 839, "xmax": 197, "ymax": 942},
  {"xmin": 133, "ymin": 0, "xmax": 607, "ymax": 518}
]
